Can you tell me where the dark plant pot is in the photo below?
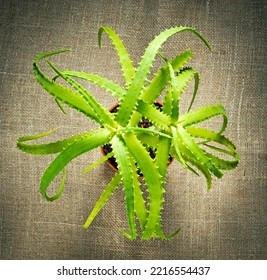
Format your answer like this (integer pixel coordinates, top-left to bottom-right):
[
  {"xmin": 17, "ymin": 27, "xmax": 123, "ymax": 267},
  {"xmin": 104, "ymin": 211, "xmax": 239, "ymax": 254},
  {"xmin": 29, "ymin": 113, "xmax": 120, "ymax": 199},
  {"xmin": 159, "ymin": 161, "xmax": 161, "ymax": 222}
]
[{"xmin": 100, "ymin": 101, "xmax": 173, "ymax": 175}]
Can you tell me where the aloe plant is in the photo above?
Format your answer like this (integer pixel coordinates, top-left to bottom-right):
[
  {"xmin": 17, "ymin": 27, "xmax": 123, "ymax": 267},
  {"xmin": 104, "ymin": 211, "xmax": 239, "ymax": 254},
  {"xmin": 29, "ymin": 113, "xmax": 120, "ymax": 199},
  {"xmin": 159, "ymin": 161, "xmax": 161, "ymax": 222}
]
[{"xmin": 17, "ymin": 26, "xmax": 239, "ymax": 240}]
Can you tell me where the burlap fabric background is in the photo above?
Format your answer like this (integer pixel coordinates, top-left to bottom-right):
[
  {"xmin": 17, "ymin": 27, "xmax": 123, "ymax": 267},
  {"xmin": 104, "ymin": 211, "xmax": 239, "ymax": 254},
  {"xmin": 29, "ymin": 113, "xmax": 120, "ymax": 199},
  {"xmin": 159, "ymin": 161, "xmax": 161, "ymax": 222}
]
[{"xmin": 1, "ymin": 0, "xmax": 266, "ymax": 259}]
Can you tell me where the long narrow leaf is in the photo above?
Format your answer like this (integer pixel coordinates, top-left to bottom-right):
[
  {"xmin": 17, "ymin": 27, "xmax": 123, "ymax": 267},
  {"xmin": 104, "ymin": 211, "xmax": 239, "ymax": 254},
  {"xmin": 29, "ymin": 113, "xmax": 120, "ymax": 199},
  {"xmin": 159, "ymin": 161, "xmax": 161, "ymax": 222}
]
[
  {"xmin": 167, "ymin": 61, "xmax": 179, "ymax": 123},
  {"xmin": 141, "ymin": 49, "xmax": 193, "ymax": 104},
  {"xmin": 46, "ymin": 59, "xmax": 118, "ymax": 129},
  {"xmin": 81, "ymin": 152, "xmax": 114, "ymax": 174},
  {"xmin": 179, "ymin": 104, "xmax": 228, "ymax": 134},
  {"xmin": 129, "ymin": 157, "xmax": 148, "ymax": 231},
  {"xmin": 98, "ymin": 26, "xmax": 135, "ymax": 87},
  {"xmin": 120, "ymin": 126, "xmax": 171, "ymax": 139},
  {"xmin": 17, "ymin": 129, "xmax": 92, "ymax": 155},
  {"xmin": 123, "ymin": 133, "xmax": 164, "ymax": 239},
  {"xmin": 170, "ymin": 145, "xmax": 212, "ymax": 189},
  {"xmin": 153, "ymin": 135, "xmax": 182, "ymax": 239},
  {"xmin": 33, "ymin": 50, "xmax": 100, "ymax": 123},
  {"xmin": 111, "ymin": 135, "xmax": 136, "ymax": 240},
  {"xmin": 186, "ymin": 126, "xmax": 236, "ymax": 151},
  {"xmin": 83, "ymin": 173, "xmax": 121, "ymax": 228},
  {"xmin": 58, "ymin": 70, "xmax": 125, "ymax": 99},
  {"xmin": 177, "ymin": 124, "xmax": 223, "ymax": 178},
  {"xmin": 187, "ymin": 70, "xmax": 199, "ymax": 112},
  {"xmin": 40, "ymin": 128, "xmax": 111, "ymax": 201},
  {"xmin": 171, "ymin": 126, "xmax": 188, "ymax": 168}
]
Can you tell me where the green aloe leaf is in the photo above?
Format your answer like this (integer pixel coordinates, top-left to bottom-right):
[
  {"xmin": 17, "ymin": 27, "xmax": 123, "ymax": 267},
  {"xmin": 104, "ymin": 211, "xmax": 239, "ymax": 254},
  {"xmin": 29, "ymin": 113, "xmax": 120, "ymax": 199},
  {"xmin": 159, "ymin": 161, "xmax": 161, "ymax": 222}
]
[
  {"xmin": 179, "ymin": 104, "xmax": 228, "ymax": 134},
  {"xmin": 177, "ymin": 124, "xmax": 223, "ymax": 178},
  {"xmin": 206, "ymin": 153, "xmax": 239, "ymax": 170},
  {"xmin": 163, "ymin": 84, "xmax": 173, "ymax": 116},
  {"xmin": 54, "ymin": 98, "xmax": 67, "ymax": 114},
  {"xmin": 136, "ymin": 100, "xmax": 171, "ymax": 131},
  {"xmin": 171, "ymin": 126, "xmax": 188, "ymax": 168},
  {"xmin": 81, "ymin": 152, "xmax": 114, "ymax": 174},
  {"xmin": 141, "ymin": 49, "xmax": 193, "ymax": 104},
  {"xmin": 46, "ymin": 59, "xmax": 118, "ymax": 129},
  {"xmin": 129, "ymin": 50, "xmax": 193, "ymax": 128},
  {"xmin": 123, "ymin": 133, "xmax": 164, "ymax": 239},
  {"xmin": 111, "ymin": 135, "xmax": 136, "ymax": 240},
  {"xmin": 33, "ymin": 50, "xmax": 100, "ymax": 123},
  {"xmin": 130, "ymin": 157, "xmax": 148, "ymax": 231},
  {"xmin": 40, "ymin": 128, "xmax": 111, "ymax": 202},
  {"xmin": 184, "ymin": 152, "xmax": 212, "ymax": 189},
  {"xmin": 186, "ymin": 126, "xmax": 239, "ymax": 170},
  {"xmin": 17, "ymin": 129, "xmax": 93, "ymax": 155},
  {"xmin": 167, "ymin": 61, "xmax": 179, "ymax": 123},
  {"xmin": 98, "ymin": 26, "xmax": 135, "ymax": 87},
  {"xmin": 120, "ymin": 126, "xmax": 171, "ymax": 139},
  {"xmin": 186, "ymin": 126, "xmax": 236, "ymax": 151},
  {"xmin": 170, "ymin": 144, "xmax": 212, "ymax": 189},
  {"xmin": 187, "ymin": 69, "xmax": 199, "ymax": 112},
  {"xmin": 57, "ymin": 70, "xmax": 126, "ymax": 99},
  {"xmin": 83, "ymin": 172, "xmax": 121, "ymax": 229},
  {"xmin": 162, "ymin": 66, "xmax": 199, "ymax": 123},
  {"xmin": 136, "ymin": 132, "xmax": 159, "ymax": 149},
  {"xmin": 18, "ymin": 128, "xmax": 57, "ymax": 142},
  {"xmin": 153, "ymin": 135, "xmax": 181, "ymax": 239}
]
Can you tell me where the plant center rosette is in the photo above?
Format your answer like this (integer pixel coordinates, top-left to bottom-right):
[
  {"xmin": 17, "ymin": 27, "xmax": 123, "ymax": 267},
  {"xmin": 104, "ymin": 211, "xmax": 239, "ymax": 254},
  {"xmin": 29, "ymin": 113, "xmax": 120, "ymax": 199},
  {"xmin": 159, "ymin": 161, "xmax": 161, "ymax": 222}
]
[{"xmin": 100, "ymin": 101, "xmax": 173, "ymax": 176}]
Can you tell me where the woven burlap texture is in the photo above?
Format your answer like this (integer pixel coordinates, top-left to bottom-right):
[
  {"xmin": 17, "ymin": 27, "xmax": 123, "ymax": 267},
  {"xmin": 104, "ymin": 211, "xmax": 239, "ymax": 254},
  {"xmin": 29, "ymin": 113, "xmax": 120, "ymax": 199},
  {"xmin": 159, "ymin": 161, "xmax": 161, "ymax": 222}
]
[{"xmin": 0, "ymin": 0, "xmax": 266, "ymax": 259}]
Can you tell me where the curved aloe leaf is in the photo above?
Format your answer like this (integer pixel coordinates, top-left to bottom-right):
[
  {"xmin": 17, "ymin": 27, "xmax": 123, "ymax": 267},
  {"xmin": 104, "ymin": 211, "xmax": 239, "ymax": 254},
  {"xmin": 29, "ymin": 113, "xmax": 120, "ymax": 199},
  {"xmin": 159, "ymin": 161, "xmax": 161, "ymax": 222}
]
[
  {"xmin": 187, "ymin": 69, "xmax": 199, "ymax": 112},
  {"xmin": 120, "ymin": 126, "xmax": 171, "ymax": 138},
  {"xmin": 18, "ymin": 128, "xmax": 57, "ymax": 142},
  {"xmin": 141, "ymin": 49, "xmax": 193, "ymax": 104},
  {"xmin": 171, "ymin": 126, "xmax": 188, "ymax": 168},
  {"xmin": 33, "ymin": 50, "xmax": 100, "ymax": 123},
  {"xmin": 55, "ymin": 98, "xmax": 67, "ymax": 114},
  {"xmin": 58, "ymin": 70, "xmax": 125, "ymax": 99},
  {"xmin": 130, "ymin": 157, "xmax": 148, "ymax": 231},
  {"xmin": 83, "ymin": 173, "xmax": 121, "ymax": 229},
  {"xmin": 186, "ymin": 126, "xmax": 236, "ymax": 151},
  {"xmin": 177, "ymin": 124, "xmax": 223, "ymax": 178},
  {"xmin": 98, "ymin": 26, "xmax": 135, "ymax": 87},
  {"xmin": 111, "ymin": 135, "xmax": 136, "ymax": 240},
  {"xmin": 81, "ymin": 152, "xmax": 114, "ymax": 174},
  {"xmin": 40, "ymin": 128, "xmax": 111, "ymax": 202},
  {"xmin": 179, "ymin": 104, "xmax": 228, "ymax": 134},
  {"xmin": 206, "ymin": 153, "xmax": 239, "ymax": 170},
  {"xmin": 123, "ymin": 133, "xmax": 164, "ymax": 239},
  {"xmin": 170, "ymin": 143, "xmax": 212, "ymax": 189},
  {"xmin": 184, "ymin": 152, "xmax": 212, "ymax": 189},
  {"xmin": 46, "ymin": 59, "xmax": 118, "ymax": 129},
  {"xmin": 43, "ymin": 167, "xmax": 67, "ymax": 202},
  {"xmin": 186, "ymin": 126, "xmax": 239, "ymax": 170},
  {"xmin": 17, "ymin": 129, "xmax": 93, "ymax": 155}
]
